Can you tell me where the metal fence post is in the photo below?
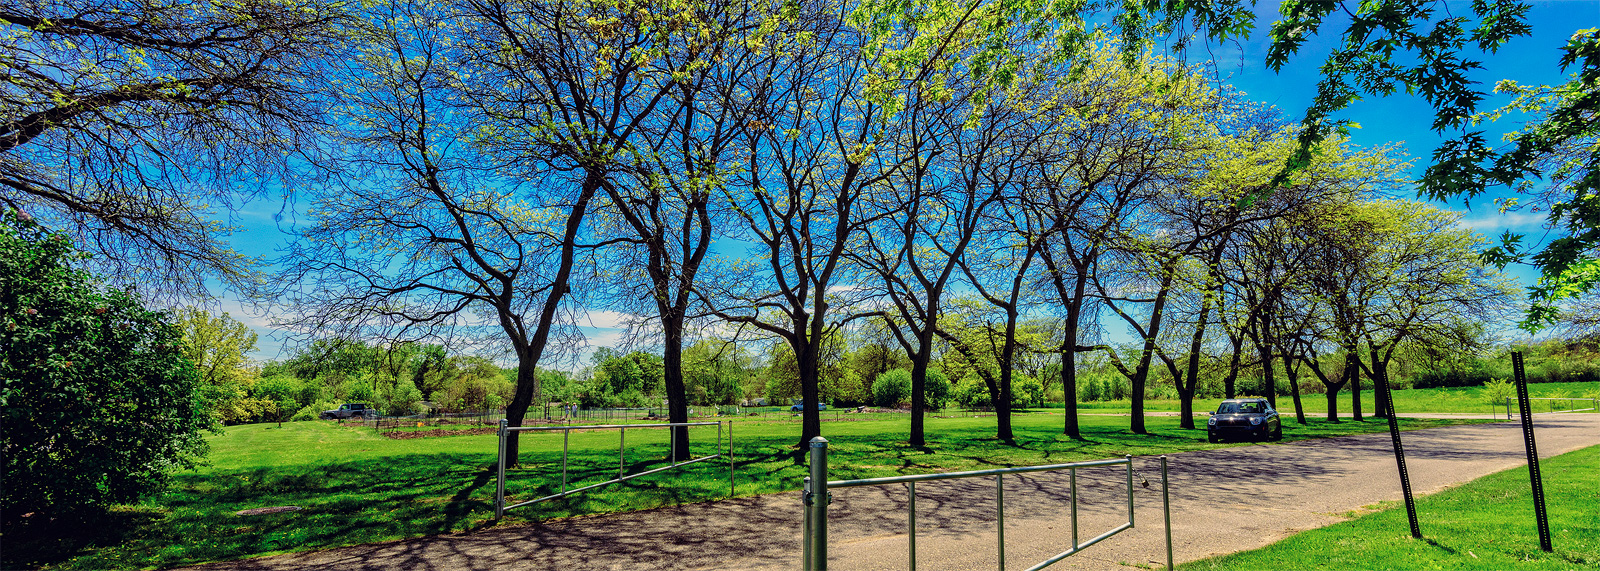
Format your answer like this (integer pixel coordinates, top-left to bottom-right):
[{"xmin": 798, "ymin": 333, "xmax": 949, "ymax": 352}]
[
  {"xmin": 1161, "ymin": 456, "xmax": 1172, "ymax": 571},
  {"xmin": 803, "ymin": 476, "xmax": 813, "ymax": 571},
  {"xmin": 1070, "ymin": 468, "xmax": 1078, "ymax": 549},
  {"xmin": 809, "ymin": 437, "xmax": 830, "ymax": 571},
  {"xmin": 996, "ymin": 473, "xmax": 1006, "ymax": 571},
  {"xmin": 495, "ymin": 419, "xmax": 507, "ymax": 521},
  {"xmin": 908, "ymin": 481, "xmax": 917, "ymax": 571},
  {"xmin": 1125, "ymin": 455, "xmax": 1134, "ymax": 527},
  {"xmin": 1512, "ymin": 351, "xmax": 1553, "ymax": 552},
  {"xmin": 1379, "ymin": 366, "xmax": 1422, "ymax": 539}
]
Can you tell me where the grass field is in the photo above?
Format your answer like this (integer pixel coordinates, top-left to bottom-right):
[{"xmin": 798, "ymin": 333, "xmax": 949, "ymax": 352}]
[
  {"xmin": 1182, "ymin": 444, "xmax": 1600, "ymax": 570},
  {"xmin": 3, "ymin": 411, "xmax": 1495, "ymax": 570}
]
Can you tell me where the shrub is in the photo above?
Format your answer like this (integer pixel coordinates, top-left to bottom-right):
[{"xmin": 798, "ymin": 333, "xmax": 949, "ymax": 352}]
[
  {"xmin": 1013, "ymin": 374, "xmax": 1045, "ymax": 407},
  {"xmin": 292, "ymin": 399, "xmax": 343, "ymax": 421},
  {"xmin": 1078, "ymin": 373, "xmax": 1104, "ymax": 402},
  {"xmin": 872, "ymin": 369, "xmax": 912, "ymax": 408},
  {"xmin": 1, "ymin": 210, "xmax": 213, "ymax": 524},
  {"xmin": 953, "ymin": 376, "xmax": 991, "ymax": 409},
  {"xmin": 924, "ymin": 369, "xmax": 951, "ymax": 409}
]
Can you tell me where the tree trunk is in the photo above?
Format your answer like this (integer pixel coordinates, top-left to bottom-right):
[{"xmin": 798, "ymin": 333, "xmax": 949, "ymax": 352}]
[
  {"xmin": 1305, "ymin": 355, "xmax": 1343, "ymax": 423},
  {"xmin": 997, "ymin": 368, "xmax": 1014, "ymax": 443},
  {"xmin": 500, "ymin": 178, "xmax": 596, "ymax": 465},
  {"xmin": 502, "ymin": 352, "xmax": 542, "ymax": 464},
  {"xmin": 1258, "ymin": 342, "xmax": 1277, "ymax": 409},
  {"xmin": 1285, "ymin": 356, "xmax": 1307, "ymax": 425},
  {"xmin": 1347, "ymin": 352, "xmax": 1363, "ymax": 421},
  {"xmin": 1370, "ymin": 350, "xmax": 1389, "ymax": 419},
  {"xmin": 797, "ymin": 332, "xmax": 822, "ymax": 448},
  {"xmin": 1223, "ymin": 332, "xmax": 1244, "ymax": 399},
  {"xmin": 1178, "ymin": 293, "xmax": 1214, "ymax": 431},
  {"xmin": 909, "ymin": 338, "xmax": 933, "ymax": 446},
  {"xmin": 662, "ymin": 319, "xmax": 691, "ymax": 461}
]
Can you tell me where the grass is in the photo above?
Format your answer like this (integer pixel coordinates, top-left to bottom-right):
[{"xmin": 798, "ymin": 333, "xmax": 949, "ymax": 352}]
[
  {"xmin": 1182, "ymin": 444, "xmax": 1600, "ymax": 570},
  {"xmin": 0, "ymin": 411, "xmax": 1495, "ymax": 570}
]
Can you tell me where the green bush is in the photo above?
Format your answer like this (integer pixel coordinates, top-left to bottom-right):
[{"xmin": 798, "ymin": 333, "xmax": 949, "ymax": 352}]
[
  {"xmin": 924, "ymin": 369, "xmax": 951, "ymax": 409},
  {"xmin": 872, "ymin": 369, "xmax": 912, "ymax": 408},
  {"xmin": 1078, "ymin": 373, "xmax": 1105, "ymax": 402},
  {"xmin": 1013, "ymin": 374, "xmax": 1045, "ymax": 407},
  {"xmin": 292, "ymin": 400, "xmax": 344, "ymax": 421},
  {"xmin": 380, "ymin": 381, "xmax": 424, "ymax": 415},
  {"xmin": 954, "ymin": 376, "xmax": 991, "ymax": 408},
  {"xmin": 1, "ymin": 210, "xmax": 213, "ymax": 524},
  {"xmin": 1480, "ymin": 378, "xmax": 1515, "ymax": 406}
]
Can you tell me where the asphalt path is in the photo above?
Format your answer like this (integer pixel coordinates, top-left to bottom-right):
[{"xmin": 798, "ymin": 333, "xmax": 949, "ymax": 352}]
[{"xmin": 188, "ymin": 414, "xmax": 1600, "ymax": 571}]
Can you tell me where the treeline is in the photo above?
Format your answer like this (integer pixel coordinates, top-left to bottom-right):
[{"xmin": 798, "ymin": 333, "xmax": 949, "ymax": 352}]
[{"xmin": 220, "ymin": 0, "xmax": 1528, "ymax": 455}]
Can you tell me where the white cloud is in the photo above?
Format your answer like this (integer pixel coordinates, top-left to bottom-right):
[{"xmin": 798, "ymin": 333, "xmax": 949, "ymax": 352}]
[
  {"xmin": 581, "ymin": 309, "xmax": 640, "ymax": 329},
  {"xmin": 1459, "ymin": 211, "xmax": 1548, "ymax": 232}
]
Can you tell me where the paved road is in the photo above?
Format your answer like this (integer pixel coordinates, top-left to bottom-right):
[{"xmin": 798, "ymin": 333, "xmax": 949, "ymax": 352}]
[{"xmin": 190, "ymin": 414, "xmax": 1599, "ymax": 571}]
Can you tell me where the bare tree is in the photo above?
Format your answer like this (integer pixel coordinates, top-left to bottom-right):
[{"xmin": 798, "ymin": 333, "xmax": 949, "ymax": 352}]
[
  {"xmin": 1, "ymin": 0, "xmax": 345, "ymax": 300},
  {"xmin": 264, "ymin": 0, "xmax": 615, "ymax": 466}
]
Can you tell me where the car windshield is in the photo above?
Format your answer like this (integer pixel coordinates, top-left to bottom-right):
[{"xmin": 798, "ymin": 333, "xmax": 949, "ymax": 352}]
[{"xmin": 1218, "ymin": 402, "xmax": 1265, "ymax": 414}]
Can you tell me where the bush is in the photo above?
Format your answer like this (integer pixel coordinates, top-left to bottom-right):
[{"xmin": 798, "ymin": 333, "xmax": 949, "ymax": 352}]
[
  {"xmin": 1078, "ymin": 373, "xmax": 1104, "ymax": 402},
  {"xmin": 1480, "ymin": 377, "xmax": 1516, "ymax": 407},
  {"xmin": 1, "ymin": 210, "xmax": 213, "ymax": 524},
  {"xmin": 292, "ymin": 399, "xmax": 343, "ymax": 421},
  {"xmin": 924, "ymin": 369, "xmax": 951, "ymax": 409},
  {"xmin": 1013, "ymin": 374, "xmax": 1045, "ymax": 407},
  {"xmin": 953, "ymin": 376, "xmax": 991, "ymax": 409},
  {"xmin": 380, "ymin": 381, "xmax": 424, "ymax": 415},
  {"xmin": 872, "ymin": 369, "xmax": 912, "ymax": 408}
]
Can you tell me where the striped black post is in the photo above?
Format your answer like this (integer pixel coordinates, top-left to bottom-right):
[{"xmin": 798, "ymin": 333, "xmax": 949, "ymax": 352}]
[
  {"xmin": 1379, "ymin": 366, "xmax": 1421, "ymax": 538},
  {"xmin": 1511, "ymin": 351, "xmax": 1553, "ymax": 552}
]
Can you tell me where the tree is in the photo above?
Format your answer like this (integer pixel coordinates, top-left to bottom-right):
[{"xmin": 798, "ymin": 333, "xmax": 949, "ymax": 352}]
[
  {"xmin": 174, "ymin": 307, "xmax": 270, "ymax": 424},
  {"xmin": 262, "ymin": 0, "xmax": 611, "ymax": 464},
  {"xmin": 707, "ymin": 9, "xmax": 902, "ymax": 448},
  {"xmin": 1305, "ymin": 200, "xmax": 1516, "ymax": 418},
  {"xmin": 0, "ymin": 0, "xmax": 346, "ymax": 299},
  {"xmin": 2, "ymin": 209, "xmax": 212, "ymax": 524}
]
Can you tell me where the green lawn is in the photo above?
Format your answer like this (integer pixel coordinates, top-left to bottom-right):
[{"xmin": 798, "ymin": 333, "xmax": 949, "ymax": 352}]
[
  {"xmin": 1182, "ymin": 444, "xmax": 1600, "ymax": 570},
  {"xmin": 3, "ymin": 412, "xmax": 1495, "ymax": 570}
]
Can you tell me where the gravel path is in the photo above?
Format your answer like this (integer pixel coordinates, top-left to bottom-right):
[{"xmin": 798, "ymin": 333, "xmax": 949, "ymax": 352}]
[{"xmin": 188, "ymin": 414, "xmax": 1600, "ymax": 571}]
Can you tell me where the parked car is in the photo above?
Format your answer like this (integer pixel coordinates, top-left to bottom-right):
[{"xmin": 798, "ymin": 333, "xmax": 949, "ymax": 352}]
[
  {"xmin": 789, "ymin": 401, "xmax": 829, "ymax": 412},
  {"xmin": 1207, "ymin": 398, "xmax": 1281, "ymax": 442},
  {"xmin": 320, "ymin": 402, "xmax": 378, "ymax": 421}
]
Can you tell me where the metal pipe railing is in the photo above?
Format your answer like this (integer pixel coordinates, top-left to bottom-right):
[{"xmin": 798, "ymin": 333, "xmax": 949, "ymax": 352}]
[
  {"xmin": 805, "ymin": 438, "xmax": 1171, "ymax": 571},
  {"xmin": 495, "ymin": 420, "xmax": 732, "ymax": 520},
  {"xmin": 1504, "ymin": 397, "xmax": 1600, "ymax": 419}
]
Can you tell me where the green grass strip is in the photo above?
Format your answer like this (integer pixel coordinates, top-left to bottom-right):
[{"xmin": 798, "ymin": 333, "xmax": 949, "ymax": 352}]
[{"xmin": 1183, "ymin": 444, "xmax": 1600, "ymax": 570}]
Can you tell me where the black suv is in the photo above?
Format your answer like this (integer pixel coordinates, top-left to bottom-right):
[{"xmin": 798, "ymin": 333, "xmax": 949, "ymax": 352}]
[
  {"xmin": 1207, "ymin": 398, "xmax": 1281, "ymax": 442},
  {"xmin": 319, "ymin": 403, "xmax": 377, "ymax": 420}
]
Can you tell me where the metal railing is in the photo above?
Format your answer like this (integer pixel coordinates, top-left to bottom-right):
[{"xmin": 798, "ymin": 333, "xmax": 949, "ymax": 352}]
[
  {"xmin": 801, "ymin": 437, "xmax": 1171, "ymax": 571},
  {"xmin": 494, "ymin": 420, "xmax": 734, "ymax": 520},
  {"xmin": 1502, "ymin": 397, "xmax": 1600, "ymax": 419}
]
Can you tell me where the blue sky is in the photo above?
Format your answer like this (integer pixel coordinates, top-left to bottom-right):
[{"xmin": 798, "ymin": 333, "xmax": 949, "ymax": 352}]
[{"xmin": 217, "ymin": 1, "xmax": 1600, "ymax": 363}]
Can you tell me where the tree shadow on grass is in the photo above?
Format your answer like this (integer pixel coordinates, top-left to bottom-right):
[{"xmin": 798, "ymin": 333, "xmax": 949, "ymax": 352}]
[
  {"xmin": 6, "ymin": 453, "xmax": 512, "ymax": 570},
  {"xmin": 0, "ymin": 508, "xmax": 168, "ymax": 570}
]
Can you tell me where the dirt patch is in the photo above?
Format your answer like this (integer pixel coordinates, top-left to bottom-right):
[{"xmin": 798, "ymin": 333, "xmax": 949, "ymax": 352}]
[
  {"xmin": 235, "ymin": 506, "xmax": 302, "ymax": 516},
  {"xmin": 382, "ymin": 427, "xmax": 498, "ymax": 439}
]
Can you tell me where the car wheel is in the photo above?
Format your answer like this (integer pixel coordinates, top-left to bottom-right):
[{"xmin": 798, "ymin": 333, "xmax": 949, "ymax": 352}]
[
  {"xmin": 1272, "ymin": 425, "xmax": 1283, "ymax": 440},
  {"xmin": 1207, "ymin": 432, "xmax": 1218, "ymax": 443}
]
